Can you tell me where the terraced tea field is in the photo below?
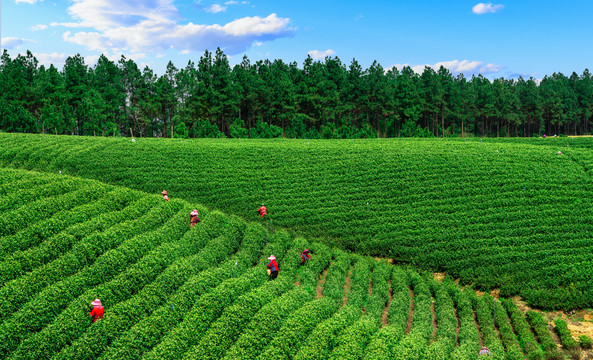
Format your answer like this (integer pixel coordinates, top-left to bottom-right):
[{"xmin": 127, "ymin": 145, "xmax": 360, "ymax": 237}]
[
  {"xmin": 0, "ymin": 167, "xmax": 588, "ymax": 359},
  {"xmin": 1, "ymin": 134, "xmax": 592, "ymax": 310}
]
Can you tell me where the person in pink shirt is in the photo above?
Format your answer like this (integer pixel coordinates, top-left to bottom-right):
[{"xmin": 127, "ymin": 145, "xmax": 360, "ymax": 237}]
[
  {"xmin": 161, "ymin": 190, "xmax": 169, "ymax": 202},
  {"xmin": 258, "ymin": 204, "xmax": 267, "ymax": 217}
]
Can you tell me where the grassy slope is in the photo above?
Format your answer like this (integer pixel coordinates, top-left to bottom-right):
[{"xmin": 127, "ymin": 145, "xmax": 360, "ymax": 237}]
[{"xmin": 1, "ymin": 133, "xmax": 592, "ymax": 309}]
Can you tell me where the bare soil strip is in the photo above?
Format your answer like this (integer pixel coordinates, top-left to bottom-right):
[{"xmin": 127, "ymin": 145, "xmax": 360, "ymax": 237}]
[
  {"xmin": 362, "ymin": 279, "xmax": 373, "ymax": 315},
  {"xmin": 547, "ymin": 321, "xmax": 564, "ymax": 350},
  {"xmin": 454, "ymin": 303, "xmax": 460, "ymax": 347},
  {"xmin": 430, "ymin": 298, "xmax": 438, "ymax": 344},
  {"xmin": 316, "ymin": 268, "xmax": 329, "ymax": 299},
  {"xmin": 342, "ymin": 268, "xmax": 352, "ymax": 306},
  {"xmin": 405, "ymin": 286, "xmax": 414, "ymax": 335},
  {"xmin": 381, "ymin": 279, "xmax": 393, "ymax": 327},
  {"xmin": 473, "ymin": 308, "xmax": 485, "ymax": 347}
]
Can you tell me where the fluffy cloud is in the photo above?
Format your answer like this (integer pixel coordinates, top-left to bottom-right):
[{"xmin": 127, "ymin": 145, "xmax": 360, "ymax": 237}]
[
  {"xmin": 31, "ymin": 24, "xmax": 48, "ymax": 31},
  {"xmin": 55, "ymin": 0, "xmax": 293, "ymax": 56},
  {"xmin": 2, "ymin": 37, "xmax": 35, "ymax": 48},
  {"xmin": 472, "ymin": 3, "xmax": 504, "ymax": 14},
  {"xmin": 389, "ymin": 59, "xmax": 504, "ymax": 76},
  {"xmin": 33, "ymin": 52, "xmax": 70, "ymax": 67},
  {"xmin": 308, "ymin": 49, "xmax": 336, "ymax": 60},
  {"xmin": 205, "ymin": 4, "xmax": 227, "ymax": 13}
]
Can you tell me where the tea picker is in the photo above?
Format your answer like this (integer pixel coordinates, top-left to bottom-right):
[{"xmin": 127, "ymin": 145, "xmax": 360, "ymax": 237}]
[
  {"xmin": 161, "ymin": 190, "xmax": 169, "ymax": 202},
  {"xmin": 90, "ymin": 299, "xmax": 104, "ymax": 323},
  {"xmin": 479, "ymin": 346, "xmax": 491, "ymax": 356},
  {"xmin": 267, "ymin": 255, "xmax": 278, "ymax": 280},
  {"xmin": 190, "ymin": 209, "xmax": 200, "ymax": 228},
  {"xmin": 258, "ymin": 203, "xmax": 267, "ymax": 217},
  {"xmin": 300, "ymin": 249, "xmax": 311, "ymax": 266}
]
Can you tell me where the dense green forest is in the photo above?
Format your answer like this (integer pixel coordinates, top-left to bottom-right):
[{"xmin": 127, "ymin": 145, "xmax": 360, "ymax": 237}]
[{"xmin": 1, "ymin": 48, "xmax": 592, "ymax": 138}]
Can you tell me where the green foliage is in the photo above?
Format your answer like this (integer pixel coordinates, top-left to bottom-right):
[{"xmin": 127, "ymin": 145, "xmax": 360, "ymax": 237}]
[
  {"xmin": 525, "ymin": 311, "xmax": 565, "ymax": 360},
  {"xmin": 472, "ymin": 293, "xmax": 505, "ymax": 360},
  {"xmin": 190, "ymin": 119, "xmax": 224, "ymax": 138},
  {"xmin": 230, "ymin": 118, "xmax": 249, "ymax": 138},
  {"xmin": 0, "ymin": 151, "xmax": 587, "ymax": 360},
  {"xmin": 222, "ymin": 288, "xmax": 312, "ymax": 360},
  {"xmin": 579, "ymin": 335, "xmax": 592, "ymax": 349},
  {"xmin": 256, "ymin": 297, "xmax": 338, "ymax": 360},
  {"xmin": 2, "ymin": 135, "xmax": 593, "ymax": 310},
  {"xmin": 500, "ymin": 298, "xmax": 544, "ymax": 360},
  {"xmin": 250, "ymin": 117, "xmax": 283, "ymax": 138},
  {"xmin": 173, "ymin": 117, "xmax": 189, "ymax": 138},
  {"xmin": 294, "ymin": 305, "xmax": 361, "ymax": 360},
  {"xmin": 554, "ymin": 318, "xmax": 579, "ymax": 351},
  {"xmin": 3, "ymin": 49, "xmax": 593, "ymax": 138}
]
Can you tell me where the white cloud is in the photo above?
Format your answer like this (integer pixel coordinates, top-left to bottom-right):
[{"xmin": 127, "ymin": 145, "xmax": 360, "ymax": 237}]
[
  {"xmin": 15, "ymin": 0, "xmax": 40, "ymax": 3},
  {"xmin": 31, "ymin": 24, "xmax": 48, "ymax": 31},
  {"xmin": 27, "ymin": 51, "xmax": 147, "ymax": 69},
  {"xmin": 2, "ymin": 37, "xmax": 35, "ymax": 48},
  {"xmin": 472, "ymin": 3, "xmax": 504, "ymax": 14},
  {"xmin": 479, "ymin": 63, "xmax": 504, "ymax": 73},
  {"xmin": 308, "ymin": 49, "xmax": 336, "ymax": 60},
  {"xmin": 205, "ymin": 4, "xmax": 227, "ymax": 13},
  {"xmin": 33, "ymin": 52, "xmax": 69, "ymax": 67},
  {"xmin": 389, "ymin": 59, "xmax": 504, "ymax": 76},
  {"xmin": 51, "ymin": 21, "xmax": 88, "ymax": 28},
  {"xmin": 56, "ymin": 0, "xmax": 293, "ymax": 56}
]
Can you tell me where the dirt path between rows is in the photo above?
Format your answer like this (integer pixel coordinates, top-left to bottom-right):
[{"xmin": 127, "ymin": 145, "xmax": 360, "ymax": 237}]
[
  {"xmin": 473, "ymin": 308, "xmax": 485, "ymax": 347},
  {"xmin": 430, "ymin": 298, "xmax": 438, "ymax": 343},
  {"xmin": 454, "ymin": 303, "xmax": 460, "ymax": 347},
  {"xmin": 316, "ymin": 268, "xmax": 329, "ymax": 299},
  {"xmin": 513, "ymin": 296, "xmax": 593, "ymax": 359},
  {"xmin": 342, "ymin": 268, "xmax": 352, "ymax": 306},
  {"xmin": 405, "ymin": 286, "xmax": 414, "ymax": 335},
  {"xmin": 381, "ymin": 279, "xmax": 393, "ymax": 327}
]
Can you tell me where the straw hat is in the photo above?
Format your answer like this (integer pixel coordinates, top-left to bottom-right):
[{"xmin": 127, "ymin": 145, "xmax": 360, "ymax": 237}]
[
  {"xmin": 162, "ymin": 190, "xmax": 167, "ymax": 195},
  {"xmin": 267, "ymin": 255, "xmax": 276, "ymax": 260},
  {"xmin": 190, "ymin": 209, "xmax": 198, "ymax": 216},
  {"xmin": 91, "ymin": 299, "xmax": 102, "ymax": 307}
]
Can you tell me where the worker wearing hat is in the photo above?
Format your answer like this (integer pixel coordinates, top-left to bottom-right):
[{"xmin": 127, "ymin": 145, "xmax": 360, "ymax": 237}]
[
  {"xmin": 300, "ymin": 249, "xmax": 311, "ymax": 266},
  {"xmin": 190, "ymin": 209, "xmax": 200, "ymax": 228},
  {"xmin": 479, "ymin": 346, "xmax": 491, "ymax": 356},
  {"xmin": 161, "ymin": 190, "xmax": 169, "ymax": 202},
  {"xmin": 90, "ymin": 299, "xmax": 104, "ymax": 323},
  {"xmin": 267, "ymin": 255, "xmax": 278, "ymax": 280}
]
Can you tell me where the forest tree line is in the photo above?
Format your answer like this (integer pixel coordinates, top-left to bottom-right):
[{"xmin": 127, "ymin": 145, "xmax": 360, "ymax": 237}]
[{"xmin": 1, "ymin": 48, "xmax": 592, "ymax": 138}]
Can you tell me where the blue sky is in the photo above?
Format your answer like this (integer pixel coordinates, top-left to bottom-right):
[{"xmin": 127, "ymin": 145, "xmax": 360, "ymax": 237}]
[{"xmin": 1, "ymin": 0, "xmax": 592, "ymax": 79}]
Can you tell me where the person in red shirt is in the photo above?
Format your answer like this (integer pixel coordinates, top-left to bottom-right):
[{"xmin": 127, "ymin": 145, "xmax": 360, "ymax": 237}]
[
  {"xmin": 257, "ymin": 204, "xmax": 267, "ymax": 217},
  {"xmin": 267, "ymin": 255, "xmax": 278, "ymax": 280},
  {"xmin": 90, "ymin": 299, "xmax": 104, "ymax": 322},
  {"xmin": 162, "ymin": 190, "xmax": 169, "ymax": 202},
  {"xmin": 300, "ymin": 249, "xmax": 311, "ymax": 266},
  {"xmin": 190, "ymin": 209, "xmax": 200, "ymax": 228}
]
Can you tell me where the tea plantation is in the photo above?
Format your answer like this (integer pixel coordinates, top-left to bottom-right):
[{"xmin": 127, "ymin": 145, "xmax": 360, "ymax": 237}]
[
  {"xmin": 1, "ymin": 134, "xmax": 592, "ymax": 310},
  {"xmin": 0, "ymin": 166, "xmax": 587, "ymax": 359}
]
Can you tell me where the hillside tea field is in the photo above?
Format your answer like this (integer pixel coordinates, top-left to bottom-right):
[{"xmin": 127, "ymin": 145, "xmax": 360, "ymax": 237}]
[
  {"xmin": 0, "ymin": 167, "xmax": 588, "ymax": 359},
  {"xmin": 1, "ymin": 134, "xmax": 593, "ymax": 311}
]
